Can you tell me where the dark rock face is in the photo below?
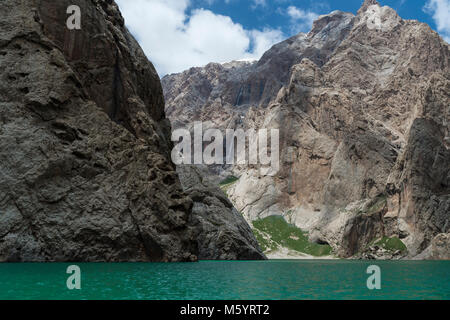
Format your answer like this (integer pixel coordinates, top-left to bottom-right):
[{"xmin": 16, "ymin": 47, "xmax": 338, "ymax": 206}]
[
  {"xmin": 386, "ymin": 119, "xmax": 450, "ymax": 256},
  {"xmin": 162, "ymin": 1, "xmax": 449, "ymax": 259},
  {"xmin": 0, "ymin": 0, "xmax": 264, "ymax": 262},
  {"xmin": 0, "ymin": 0, "xmax": 256, "ymax": 262},
  {"xmin": 37, "ymin": 0, "xmax": 168, "ymax": 137},
  {"xmin": 178, "ymin": 166, "xmax": 265, "ymax": 260}
]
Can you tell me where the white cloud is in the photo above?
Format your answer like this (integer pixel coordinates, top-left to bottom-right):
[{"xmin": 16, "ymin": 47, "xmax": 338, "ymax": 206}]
[
  {"xmin": 286, "ymin": 6, "xmax": 319, "ymax": 33},
  {"xmin": 247, "ymin": 29, "xmax": 284, "ymax": 58},
  {"xmin": 424, "ymin": 0, "xmax": 450, "ymax": 42},
  {"xmin": 116, "ymin": 0, "xmax": 284, "ymax": 76}
]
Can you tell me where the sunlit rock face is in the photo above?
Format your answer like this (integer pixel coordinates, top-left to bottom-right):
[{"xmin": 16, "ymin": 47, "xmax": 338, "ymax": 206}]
[
  {"xmin": 161, "ymin": 10, "xmax": 355, "ymax": 131},
  {"xmin": 0, "ymin": 0, "xmax": 265, "ymax": 261},
  {"xmin": 162, "ymin": 0, "xmax": 450, "ymax": 259}
]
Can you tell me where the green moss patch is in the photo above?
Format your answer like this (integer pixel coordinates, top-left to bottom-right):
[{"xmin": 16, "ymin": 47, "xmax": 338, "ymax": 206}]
[
  {"xmin": 375, "ymin": 236, "xmax": 407, "ymax": 252},
  {"xmin": 252, "ymin": 215, "xmax": 332, "ymax": 256},
  {"xmin": 219, "ymin": 176, "xmax": 239, "ymax": 186},
  {"xmin": 252, "ymin": 228, "xmax": 278, "ymax": 252},
  {"xmin": 219, "ymin": 176, "xmax": 239, "ymax": 194}
]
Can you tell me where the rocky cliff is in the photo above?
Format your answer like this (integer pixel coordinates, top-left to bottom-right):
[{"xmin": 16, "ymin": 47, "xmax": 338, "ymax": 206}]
[
  {"xmin": 162, "ymin": 0, "xmax": 449, "ymax": 259},
  {"xmin": 178, "ymin": 165, "xmax": 264, "ymax": 260},
  {"xmin": 0, "ymin": 0, "xmax": 264, "ymax": 261},
  {"xmin": 162, "ymin": 10, "xmax": 355, "ymax": 131}
]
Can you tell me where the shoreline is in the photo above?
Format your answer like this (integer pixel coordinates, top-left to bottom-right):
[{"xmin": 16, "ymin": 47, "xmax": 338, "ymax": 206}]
[{"xmin": 265, "ymin": 247, "xmax": 337, "ymax": 260}]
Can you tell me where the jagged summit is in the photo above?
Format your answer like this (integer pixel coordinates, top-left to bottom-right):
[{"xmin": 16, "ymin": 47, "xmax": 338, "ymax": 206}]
[
  {"xmin": 358, "ymin": 0, "xmax": 381, "ymax": 14},
  {"xmin": 308, "ymin": 10, "xmax": 355, "ymax": 39},
  {"xmin": 162, "ymin": 9, "xmax": 355, "ymax": 125}
]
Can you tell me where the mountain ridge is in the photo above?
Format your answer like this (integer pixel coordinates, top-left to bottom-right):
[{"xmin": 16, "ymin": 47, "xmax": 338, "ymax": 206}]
[{"xmin": 162, "ymin": 0, "xmax": 450, "ymax": 259}]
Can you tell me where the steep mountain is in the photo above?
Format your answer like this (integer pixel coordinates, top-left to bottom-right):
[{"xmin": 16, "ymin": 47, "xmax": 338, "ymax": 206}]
[
  {"xmin": 162, "ymin": 0, "xmax": 450, "ymax": 259},
  {"xmin": 0, "ymin": 0, "xmax": 264, "ymax": 261},
  {"xmin": 162, "ymin": 10, "xmax": 355, "ymax": 130}
]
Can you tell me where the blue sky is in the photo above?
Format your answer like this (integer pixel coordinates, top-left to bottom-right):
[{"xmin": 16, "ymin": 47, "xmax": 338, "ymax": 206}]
[
  {"xmin": 191, "ymin": 0, "xmax": 437, "ymax": 35},
  {"xmin": 116, "ymin": 0, "xmax": 450, "ymax": 76}
]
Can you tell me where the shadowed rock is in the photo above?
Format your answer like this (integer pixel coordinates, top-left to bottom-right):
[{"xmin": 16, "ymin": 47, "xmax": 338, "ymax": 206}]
[{"xmin": 0, "ymin": 0, "xmax": 264, "ymax": 261}]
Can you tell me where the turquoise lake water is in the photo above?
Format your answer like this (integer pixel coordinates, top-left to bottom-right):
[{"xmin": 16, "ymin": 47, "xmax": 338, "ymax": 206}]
[{"xmin": 0, "ymin": 260, "xmax": 448, "ymax": 300}]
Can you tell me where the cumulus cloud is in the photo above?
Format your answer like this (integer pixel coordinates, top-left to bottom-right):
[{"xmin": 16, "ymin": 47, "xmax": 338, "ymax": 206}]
[
  {"xmin": 424, "ymin": 0, "xmax": 450, "ymax": 42},
  {"xmin": 286, "ymin": 6, "xmax": 319, "ymax": 33},
  {"xmin": 116, "ymin": 0, "xmax": 284, "ymax": 76}
]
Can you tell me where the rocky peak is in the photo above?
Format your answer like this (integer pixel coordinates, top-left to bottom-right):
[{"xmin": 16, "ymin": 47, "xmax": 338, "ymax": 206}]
[
  {"xmin": 309, "ymin": 11, "xmax": 355, "ymax": 39},
  {"xmin": 355, "ymin": 1, "xmax": 402, "ymax": 32},
  {"xmin": 163, "ymin": 8, "xmax": 355, "ymax": 122},
  {"xmin": 358, "ymin": 0, "xmax": 381, "ymax": 15}
]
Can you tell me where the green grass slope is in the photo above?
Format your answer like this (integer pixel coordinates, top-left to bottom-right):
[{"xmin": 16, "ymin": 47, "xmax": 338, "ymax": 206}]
[{"xmin": 252, "ymin": 215, "xmax": 332, "ymax": 256}]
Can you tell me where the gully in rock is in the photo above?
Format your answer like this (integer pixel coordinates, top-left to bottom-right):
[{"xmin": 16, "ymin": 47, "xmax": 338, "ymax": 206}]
[{"xmin": 171, "ymin": 121, "xmax": 280, "ymax": 176}]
